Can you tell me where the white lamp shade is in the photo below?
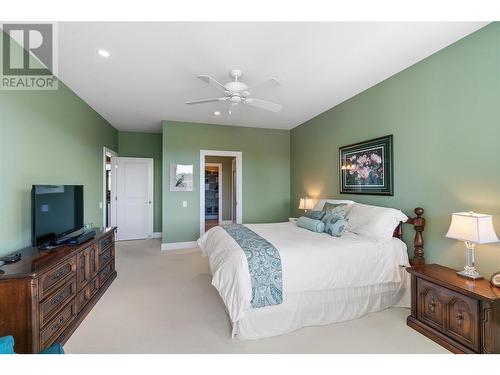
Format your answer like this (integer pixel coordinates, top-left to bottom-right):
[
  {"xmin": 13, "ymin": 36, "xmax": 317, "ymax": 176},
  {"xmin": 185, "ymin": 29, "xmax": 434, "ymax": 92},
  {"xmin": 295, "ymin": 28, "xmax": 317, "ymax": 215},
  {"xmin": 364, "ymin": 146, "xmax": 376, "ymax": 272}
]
[
  {"xmin": 299, "ymin": 197, "xmax": 314, "ymax": 210},
  {"xmin": 446, "ymin": 212, "xmax": 499, "ymax": 244}
]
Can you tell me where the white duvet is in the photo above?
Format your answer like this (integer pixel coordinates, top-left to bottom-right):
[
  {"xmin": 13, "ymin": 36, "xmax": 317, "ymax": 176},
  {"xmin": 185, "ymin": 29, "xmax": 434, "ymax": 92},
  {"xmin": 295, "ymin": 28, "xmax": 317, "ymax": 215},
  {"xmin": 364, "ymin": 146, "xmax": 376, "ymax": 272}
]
[{"xmin": 197, "ymin": 222, "xmax": 410, "ymax": 323}]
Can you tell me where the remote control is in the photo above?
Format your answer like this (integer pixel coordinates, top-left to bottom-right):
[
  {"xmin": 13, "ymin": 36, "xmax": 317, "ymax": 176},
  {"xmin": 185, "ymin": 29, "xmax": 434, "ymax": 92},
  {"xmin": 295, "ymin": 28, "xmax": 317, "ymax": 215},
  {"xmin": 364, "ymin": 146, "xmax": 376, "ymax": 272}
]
[{"xmin": 0, "ymin": 252, "xmax": 22, "ymax": 264}]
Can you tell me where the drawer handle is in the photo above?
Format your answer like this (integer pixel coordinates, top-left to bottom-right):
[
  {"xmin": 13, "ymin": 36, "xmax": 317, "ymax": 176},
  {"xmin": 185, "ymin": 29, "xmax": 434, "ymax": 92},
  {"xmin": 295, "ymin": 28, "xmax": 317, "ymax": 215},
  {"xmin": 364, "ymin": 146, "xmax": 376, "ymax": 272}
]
[
  {"xmin": 52, "ymin": 294, "xmax": 64, "ymax": 305},
  {"xmin": 456, "ymin": 310, "xmax": 464, "ymax": 328},
  {"xmin": 52, "ymin": 270, "xmax": 65, "ymax": 280},
  {"xmin": 53, "ymin": 316, "xmax": 65, "ymax": 331},
  {"xmin": 428, "ymin": 296, "xmax": 436, "ymax": 313}
]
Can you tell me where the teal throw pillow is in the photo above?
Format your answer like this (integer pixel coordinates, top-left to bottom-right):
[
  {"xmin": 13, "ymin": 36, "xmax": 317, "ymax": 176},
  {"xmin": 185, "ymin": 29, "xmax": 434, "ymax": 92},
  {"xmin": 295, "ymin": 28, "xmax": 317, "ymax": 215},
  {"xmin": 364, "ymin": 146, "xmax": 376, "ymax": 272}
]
[
  {"xmin": 303, "ymin": 210, "xmax": 326, "ymax": 220},
  {"xmin": 297, "ymin": 216, "xmax": 325, "ymax": 233},
  {"xmin": 324, "ymin": 217, "xmax": 348, "ymax": 237}
]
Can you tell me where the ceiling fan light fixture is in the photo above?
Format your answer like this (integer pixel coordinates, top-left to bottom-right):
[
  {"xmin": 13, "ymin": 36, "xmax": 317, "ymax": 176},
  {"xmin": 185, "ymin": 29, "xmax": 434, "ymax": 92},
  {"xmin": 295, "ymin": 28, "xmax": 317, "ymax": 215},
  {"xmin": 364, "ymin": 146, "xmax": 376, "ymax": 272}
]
[
  {"xmin": 225, "ymin": 81, "xmax": 248, "ymax": 92},
  {"xmin": 187, "ymin": 69, "xmax": 282, "ymax": 113}
]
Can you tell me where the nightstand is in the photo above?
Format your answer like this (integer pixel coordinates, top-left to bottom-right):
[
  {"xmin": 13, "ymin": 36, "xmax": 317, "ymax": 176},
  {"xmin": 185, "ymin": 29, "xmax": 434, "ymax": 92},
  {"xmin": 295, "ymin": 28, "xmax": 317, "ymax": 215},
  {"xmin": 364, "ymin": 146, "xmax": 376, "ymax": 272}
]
[
  {"xmin": 407, "ymin": 264, "xmax": 500, "ymax": 353},
  {"xmin": 289, "ymin": 217, "xmax": 298, "ymax": 224}
]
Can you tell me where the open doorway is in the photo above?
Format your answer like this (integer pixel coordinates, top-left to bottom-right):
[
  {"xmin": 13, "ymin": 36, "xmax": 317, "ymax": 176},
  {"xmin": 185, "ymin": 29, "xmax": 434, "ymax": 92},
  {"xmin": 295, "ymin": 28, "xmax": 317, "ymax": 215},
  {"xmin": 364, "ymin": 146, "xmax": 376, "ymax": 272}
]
[
  {"xmin": 103, "ymin": 147, "xmax": 118, "ymax": 228},
  {"xmin": 200, "ymin": 150, "xmax": 242, "ymax": 235},
  {"xmin": 204, "ymin": 162, "xmax": 223, "ymax": 231}
]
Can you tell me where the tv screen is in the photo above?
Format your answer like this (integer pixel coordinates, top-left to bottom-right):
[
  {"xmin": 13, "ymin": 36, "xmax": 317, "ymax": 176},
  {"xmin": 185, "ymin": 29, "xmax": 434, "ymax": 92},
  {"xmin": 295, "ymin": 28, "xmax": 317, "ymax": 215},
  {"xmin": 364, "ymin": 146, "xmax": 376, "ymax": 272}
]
[{"xmin": 32, "ymin": 185, "xmax": 84, "ymax": 247}]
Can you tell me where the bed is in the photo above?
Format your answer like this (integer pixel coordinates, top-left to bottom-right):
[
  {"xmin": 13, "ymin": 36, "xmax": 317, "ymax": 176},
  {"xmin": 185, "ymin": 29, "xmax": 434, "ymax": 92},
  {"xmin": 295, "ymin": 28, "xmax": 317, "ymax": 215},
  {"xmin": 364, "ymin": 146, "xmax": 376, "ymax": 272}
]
[{"xmin": 197, "ymin": 201, "xmax": 425, "ymax": 340}]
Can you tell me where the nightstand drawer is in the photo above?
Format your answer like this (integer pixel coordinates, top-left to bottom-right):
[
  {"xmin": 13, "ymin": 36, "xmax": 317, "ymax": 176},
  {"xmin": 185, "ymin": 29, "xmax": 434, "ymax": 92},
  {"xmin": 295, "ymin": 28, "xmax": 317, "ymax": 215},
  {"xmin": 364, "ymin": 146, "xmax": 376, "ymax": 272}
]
[
  {"xmin": 444, "ymin": 289, "xmax": 479, "ymax": 352},
  {"xmin": 417, "ymin": 278, "xmax": 445, "ymax": 330}
]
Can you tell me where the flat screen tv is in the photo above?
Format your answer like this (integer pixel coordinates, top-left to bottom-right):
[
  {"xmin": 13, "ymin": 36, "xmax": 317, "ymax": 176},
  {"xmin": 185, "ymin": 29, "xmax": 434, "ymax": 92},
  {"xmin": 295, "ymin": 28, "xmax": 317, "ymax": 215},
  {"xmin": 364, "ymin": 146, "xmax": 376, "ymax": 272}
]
[{"xmin": 32, "ymin": 185, "xmax": 84, "ymax": 247}]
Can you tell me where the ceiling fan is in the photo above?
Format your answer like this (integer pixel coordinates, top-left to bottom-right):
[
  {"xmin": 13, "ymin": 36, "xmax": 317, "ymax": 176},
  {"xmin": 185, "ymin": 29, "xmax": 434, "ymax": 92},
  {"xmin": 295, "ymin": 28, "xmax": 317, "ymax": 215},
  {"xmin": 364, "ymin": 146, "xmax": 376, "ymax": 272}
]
[{"xmin": 185, "ymin": 69, "xmax": 282, "ymax": 116}]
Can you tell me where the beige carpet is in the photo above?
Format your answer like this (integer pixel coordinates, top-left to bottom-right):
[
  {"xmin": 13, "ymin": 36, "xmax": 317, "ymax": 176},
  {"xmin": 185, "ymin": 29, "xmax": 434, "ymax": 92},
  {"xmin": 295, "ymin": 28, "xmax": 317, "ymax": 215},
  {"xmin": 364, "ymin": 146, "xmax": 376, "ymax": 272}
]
[{"xmin": 64, "ymin": 239, "xmax": 448, "ymax": 354}]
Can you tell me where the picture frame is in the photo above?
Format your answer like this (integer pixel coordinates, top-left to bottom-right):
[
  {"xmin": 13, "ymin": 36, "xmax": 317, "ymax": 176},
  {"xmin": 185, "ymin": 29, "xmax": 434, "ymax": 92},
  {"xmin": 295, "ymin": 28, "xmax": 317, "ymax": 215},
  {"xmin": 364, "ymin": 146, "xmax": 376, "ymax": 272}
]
[
  {"xmin": 170, "ymin": 164, "xmax": 193, "ymax": 192},
  {"xmin": 339, "ymin": 135, "xmax": 393, "ymax": 196}
]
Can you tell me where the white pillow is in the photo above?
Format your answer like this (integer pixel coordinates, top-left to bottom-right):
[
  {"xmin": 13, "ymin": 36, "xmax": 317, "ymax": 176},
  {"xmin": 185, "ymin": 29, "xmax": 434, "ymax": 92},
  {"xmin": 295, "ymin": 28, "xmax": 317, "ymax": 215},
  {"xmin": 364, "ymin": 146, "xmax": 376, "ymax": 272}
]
[
  {"xmin": 346, "ymin": 203, "xmax": 408, "ymax": 240},
  {"xmin": 313, "ymin": 199, "xmax": 355, "ymax": 211}
]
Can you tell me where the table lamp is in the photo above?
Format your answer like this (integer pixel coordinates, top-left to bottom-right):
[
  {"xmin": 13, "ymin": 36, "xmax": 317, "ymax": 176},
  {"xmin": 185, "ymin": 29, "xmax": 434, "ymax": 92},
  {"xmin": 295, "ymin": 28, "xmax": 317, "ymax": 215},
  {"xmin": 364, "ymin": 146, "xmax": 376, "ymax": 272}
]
[
  {"xmin": 299, "ymin": 197, "xmax": 314, "ymax": 213},
  {"xmin": 445, "ymin": 211, "xmax": 499, "ymax": 279}
]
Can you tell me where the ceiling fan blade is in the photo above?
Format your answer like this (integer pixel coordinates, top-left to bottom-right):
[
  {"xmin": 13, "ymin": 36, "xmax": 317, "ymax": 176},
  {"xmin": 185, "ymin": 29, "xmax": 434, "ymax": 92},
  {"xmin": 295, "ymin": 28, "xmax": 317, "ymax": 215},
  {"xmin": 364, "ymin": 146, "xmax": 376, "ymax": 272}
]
[
  {"xmin": 244, "ymin": 98, "xmax": 282, "ymax": 112},
  {"xmin": 197, "ymin": 75, "xmax": 227, "ymax": 92},
  {"xmin": 185, "ymin": 97, "xmax": 228, "ymax": 105},
  {"xmin": 248, "ymin": 78, "xmax": 280, "ymax": 92}
]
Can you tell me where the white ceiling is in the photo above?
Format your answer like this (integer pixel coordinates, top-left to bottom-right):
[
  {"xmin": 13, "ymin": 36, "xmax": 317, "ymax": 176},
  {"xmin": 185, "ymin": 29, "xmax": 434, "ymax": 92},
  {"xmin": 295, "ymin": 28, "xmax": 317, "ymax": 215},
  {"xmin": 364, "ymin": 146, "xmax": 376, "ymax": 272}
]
[{"xmin": 57, "ymin": 22, "xmax": 488, "ymax": 132}]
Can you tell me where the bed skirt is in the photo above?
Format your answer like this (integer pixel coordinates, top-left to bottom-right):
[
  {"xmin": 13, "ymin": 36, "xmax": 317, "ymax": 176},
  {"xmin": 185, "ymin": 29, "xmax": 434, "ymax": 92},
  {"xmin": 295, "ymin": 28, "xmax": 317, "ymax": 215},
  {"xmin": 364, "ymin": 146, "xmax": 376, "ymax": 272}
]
[{"xmin": 231, "ymin": 267, "xmax": 410, "ymax": 340}]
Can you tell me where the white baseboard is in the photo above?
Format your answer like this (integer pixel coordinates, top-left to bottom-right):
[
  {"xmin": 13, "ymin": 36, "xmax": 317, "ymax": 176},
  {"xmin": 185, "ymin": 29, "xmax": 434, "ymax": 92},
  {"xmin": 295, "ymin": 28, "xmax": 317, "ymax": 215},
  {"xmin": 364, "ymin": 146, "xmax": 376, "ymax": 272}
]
[
  {"xmin": 161, "ymin": 241, "xmax": 197, "ymax": 251},
  {"xmin": 221, "ymin": 220, "xmax": 233, "ymax": 225},
  {"xmin": 152, "ymin": 232, "xmax": 162, "ymax": 239}
]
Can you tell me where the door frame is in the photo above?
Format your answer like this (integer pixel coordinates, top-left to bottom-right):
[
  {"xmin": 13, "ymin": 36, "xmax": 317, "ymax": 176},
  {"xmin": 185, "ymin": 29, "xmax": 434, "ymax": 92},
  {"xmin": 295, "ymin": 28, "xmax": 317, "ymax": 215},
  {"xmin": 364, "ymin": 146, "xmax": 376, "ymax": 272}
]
[
  {"xmin": 204, "ymin": 163, "xmax": 223, "ymax": 224},
  {"xmin": 102, "ymin": 146, "xmax": 118, "ymax": 228},
  {"xmin": 231, "ymin": 158, "xmax": 236, "ymax": 222},
  {"xmin": 200, "ymin": 150, "xmax": 242, "ymax": 235},
  {"xmin": 115, "ymin": 157, "xmax": 154, "ymax": 241}
]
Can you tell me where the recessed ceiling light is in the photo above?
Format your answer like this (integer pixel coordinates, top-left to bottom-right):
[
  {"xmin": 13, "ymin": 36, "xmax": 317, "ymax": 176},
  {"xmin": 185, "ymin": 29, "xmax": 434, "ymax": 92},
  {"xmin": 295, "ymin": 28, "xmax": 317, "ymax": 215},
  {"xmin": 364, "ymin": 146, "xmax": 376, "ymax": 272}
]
[
  {"xmin": 213, "ymin": 111, "xmax": 221, "ymax": 116},
  {"xmin": 97, "ymin": 49, "xmax": 110, "ymax": 58}
]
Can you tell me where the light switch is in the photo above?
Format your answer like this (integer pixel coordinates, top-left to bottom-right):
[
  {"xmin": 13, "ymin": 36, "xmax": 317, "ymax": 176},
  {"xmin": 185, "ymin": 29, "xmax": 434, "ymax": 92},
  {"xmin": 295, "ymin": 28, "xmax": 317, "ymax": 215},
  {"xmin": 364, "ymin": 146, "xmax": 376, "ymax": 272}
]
[
  {"xmin": 99, "ymin": 201, "xmax": 103, "ymax": 209},
  {"xmin": 182, "ymin": 201, "xmax": 187, "ymax": 208}
]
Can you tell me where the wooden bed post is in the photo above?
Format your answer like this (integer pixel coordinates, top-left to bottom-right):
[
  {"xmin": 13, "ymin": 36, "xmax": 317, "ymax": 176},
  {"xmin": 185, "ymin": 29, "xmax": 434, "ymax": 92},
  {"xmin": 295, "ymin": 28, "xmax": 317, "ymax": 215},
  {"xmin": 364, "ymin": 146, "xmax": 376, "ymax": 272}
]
[{"xmin": 407, "ymin": 207, "xmax": 425, "ymax": 266}]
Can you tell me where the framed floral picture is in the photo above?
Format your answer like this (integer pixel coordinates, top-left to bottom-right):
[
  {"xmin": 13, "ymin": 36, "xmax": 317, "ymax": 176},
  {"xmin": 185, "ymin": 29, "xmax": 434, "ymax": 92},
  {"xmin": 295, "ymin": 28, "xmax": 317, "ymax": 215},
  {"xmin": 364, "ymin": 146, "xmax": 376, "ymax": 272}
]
[
  {"xmin": 339, "ymin": 135, "xmax": 393, "ymax": 195},
  {"xmin": 170, "ymin": 164, "xmax": 193, "ymax": 192}
]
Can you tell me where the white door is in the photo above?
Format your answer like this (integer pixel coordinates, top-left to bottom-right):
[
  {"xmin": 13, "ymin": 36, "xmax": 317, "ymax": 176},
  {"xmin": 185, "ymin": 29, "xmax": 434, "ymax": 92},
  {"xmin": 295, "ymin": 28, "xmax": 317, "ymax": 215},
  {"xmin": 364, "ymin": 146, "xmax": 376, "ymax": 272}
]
[{"xmin": 116, "ymin": 157, "xmax": 154, "ymax": 241}]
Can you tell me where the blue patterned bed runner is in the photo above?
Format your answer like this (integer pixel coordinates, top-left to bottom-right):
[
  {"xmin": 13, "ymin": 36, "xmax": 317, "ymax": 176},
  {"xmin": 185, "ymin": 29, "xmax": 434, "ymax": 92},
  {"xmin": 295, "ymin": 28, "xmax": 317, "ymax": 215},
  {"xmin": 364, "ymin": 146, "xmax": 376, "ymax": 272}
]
[{"xmin": 222, "ymin": 224, "xmax": 283, "ymax": 308}]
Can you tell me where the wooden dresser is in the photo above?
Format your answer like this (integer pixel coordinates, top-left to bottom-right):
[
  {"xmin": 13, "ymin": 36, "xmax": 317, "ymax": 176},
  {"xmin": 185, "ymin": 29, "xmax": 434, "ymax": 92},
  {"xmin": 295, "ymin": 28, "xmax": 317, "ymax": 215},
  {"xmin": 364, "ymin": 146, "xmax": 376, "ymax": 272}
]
[
  {"xmin": 0, "ymin": 227, "xmax": 116, "ymax": 353},
  {"xmin": 407, "ymin": 264, "xmax": 500, "ymax": 353}
]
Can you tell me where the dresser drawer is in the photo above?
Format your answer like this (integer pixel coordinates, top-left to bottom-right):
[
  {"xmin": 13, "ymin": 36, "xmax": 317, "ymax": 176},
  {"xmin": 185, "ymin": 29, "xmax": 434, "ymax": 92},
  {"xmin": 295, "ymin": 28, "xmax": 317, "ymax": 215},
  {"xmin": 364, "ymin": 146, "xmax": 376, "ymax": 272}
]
[
  {"xmin": 77, "ymin": 277, "xmax": 99, "ymax": 312},
  {"xmin": 40, "ymin": 299, "xmax": 77, "ymax": 350},
  {"xmin": 444, "ymin": 289, "xmax": 479, "ymax": 352},
  {"xmin": 39, "ymin": 257, "xmax": 77, "ymax": 300},
  {"xmin": 99, "ymin": 259, "xmax": 115, "ymax": 285},
  {"xmin": 99, "ymin": 233, "xmax": 114, "ymax": 253},
  {"xmin": 99, "ymin": 245, "xmax": 114, "ymax": 270},
  {"xmin": 39, "ymin": 278, "xmax": 77, "ymax": 327},
  {"xmin": 417, "ymin": 278, "xmax": 446, "ymax": 331}
]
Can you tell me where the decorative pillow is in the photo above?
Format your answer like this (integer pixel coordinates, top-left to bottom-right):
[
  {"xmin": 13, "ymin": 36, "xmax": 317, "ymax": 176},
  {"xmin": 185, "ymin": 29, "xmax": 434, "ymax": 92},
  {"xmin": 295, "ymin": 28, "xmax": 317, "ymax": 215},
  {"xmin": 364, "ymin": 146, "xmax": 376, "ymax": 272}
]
[
  {"xmin": 346, "ymin": 203, "xmax": 408, "ymax": 240},
  {"xmin": 313, "ymin": 199, "xmax": 355, "ymax": 211},
  {"xmin": 323, "ymin": 202, "xmax": 348, "ymax": 213},
  {"xmin": 303, "ymin": 210, "xmax": 326, "ymax": 221},
  {"xmin": 321, "ymin": 203, "xmax": 349, "ymax": 219},
  {"xmin": 323, "ymin": 216, "xmax": 348, "ymax": 237},
  {"xmin": 297, "ymin": 216, "xmax": 325, "ymax": 233}
]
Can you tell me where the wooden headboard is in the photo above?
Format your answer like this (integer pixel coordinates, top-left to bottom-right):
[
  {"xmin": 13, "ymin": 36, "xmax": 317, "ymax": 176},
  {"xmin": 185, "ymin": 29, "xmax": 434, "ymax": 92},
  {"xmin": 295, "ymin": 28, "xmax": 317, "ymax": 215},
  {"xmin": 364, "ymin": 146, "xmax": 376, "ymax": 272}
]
[{"xmin": 392, "ymin": 207, "xmax": 425, "ymax": 266}]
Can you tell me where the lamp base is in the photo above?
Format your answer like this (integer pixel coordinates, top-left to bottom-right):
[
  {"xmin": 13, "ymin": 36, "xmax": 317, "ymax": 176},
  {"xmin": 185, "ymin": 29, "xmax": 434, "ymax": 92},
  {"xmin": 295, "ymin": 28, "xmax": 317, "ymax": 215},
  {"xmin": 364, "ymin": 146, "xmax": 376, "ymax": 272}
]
[
  {"xmin": 456, "ymin": 243, "xmax": 484, "ymax": 280},
  {"xmin": 456, "ymin": 269, "xmax": 483, "ymax": 280}
]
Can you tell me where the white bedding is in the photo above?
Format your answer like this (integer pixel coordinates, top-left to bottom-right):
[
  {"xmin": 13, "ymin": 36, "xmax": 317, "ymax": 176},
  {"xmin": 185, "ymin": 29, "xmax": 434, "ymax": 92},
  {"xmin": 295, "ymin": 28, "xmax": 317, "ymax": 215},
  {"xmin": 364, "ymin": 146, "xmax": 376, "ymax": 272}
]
[{"xmin": 197, "ymin": 222, "xmax": 410, "ymax": 323}]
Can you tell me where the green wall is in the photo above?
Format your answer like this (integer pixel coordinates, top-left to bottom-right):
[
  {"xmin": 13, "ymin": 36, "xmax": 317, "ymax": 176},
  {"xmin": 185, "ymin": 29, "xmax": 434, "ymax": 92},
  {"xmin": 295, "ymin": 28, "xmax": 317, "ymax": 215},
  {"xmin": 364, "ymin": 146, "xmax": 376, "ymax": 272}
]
[
  {"xmin": 162, "ymin": 121, "xmax": 290, "ymax": 243},
  {"xmin": 118, "ymin": 131, "xmax": 162, "ymax": 232},
  {"xmin": 0, "ymin": 82, "xmax": 118, "ymax": 256},
  {"xmin": 205, "ymin": 156, "xmax": 235, "ymax": 221},
  {"xmin": 290, "ymin": 23, "xmax": 500, "ymax": 277}
]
